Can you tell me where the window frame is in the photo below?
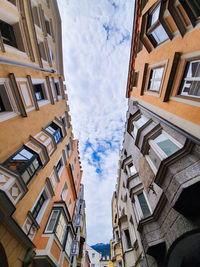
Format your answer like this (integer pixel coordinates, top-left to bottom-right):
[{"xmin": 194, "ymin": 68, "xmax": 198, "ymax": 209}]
[
  {"xmin": 176, "ymin": 57, "xmax": 200, "ymax": 102},
  {"xmin": 145, "ymin": 130, "xmax": 182, "ymax": 174},
  {"xmin": 135, "ymin": 190, "xmax": 151, "ymax": 220},
  {"xmin": 45, "ymin": 122, "xmax": 63, "ymax": 144},
  {"xmin": 2, "ymin": 145, "xmax": 42, "ymax": 185},
  {"xmin": 31, "ymin": 185, "xmax": 51, "ymax": 223},
  {"xmin": 145, "ymin": 60, "xmax": 168, "ymax": 96},
  {"xmin": 45, "ymin": 207, "xmax": 68, "ymax": 246}
]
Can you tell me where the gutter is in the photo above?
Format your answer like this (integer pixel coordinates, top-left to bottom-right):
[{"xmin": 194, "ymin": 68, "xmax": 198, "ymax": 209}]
[{"xmin": 0, "ymin": 58, "xmax": 56, "ymax": 73}]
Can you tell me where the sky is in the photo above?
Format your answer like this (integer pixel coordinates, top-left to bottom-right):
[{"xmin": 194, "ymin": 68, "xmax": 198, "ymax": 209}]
[{"xmin": 57, "ymin": 0, "xmax": 134, "ymax": 245}]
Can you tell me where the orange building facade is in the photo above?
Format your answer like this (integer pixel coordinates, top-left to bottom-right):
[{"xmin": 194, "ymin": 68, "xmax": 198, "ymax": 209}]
[
  {"xmin": 0, "ymin": 0, "xmax": 85, "ymax": 266},
  {"xmin": 113, "ymin": 1, "xmax": 200, "ymax": 267}
]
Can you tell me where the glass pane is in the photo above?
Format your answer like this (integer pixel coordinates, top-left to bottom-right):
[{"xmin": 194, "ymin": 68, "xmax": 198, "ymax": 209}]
[
  {"xmin": 56, "ymin": 213, "xmax": 67, "ymax": 244},
  {"xmin": 130, "ymin": 165, "xmax": 137, "ymax": 175},
  {"xmin": 46, "ymin": 210, "xmax": 59, "ymax": 231},
  {"xmin": 154, "ymin": 67, "xmax": 164, "ymax": 79},
  {"xmin": 150, "ymin": 4, "xmax": 160, "ymax": 26},
  {"xmin": 148, "ymin": 146, "xmax": 161, "ymax": 169},
  {"xmin": 20, "ymin": 149, "xmax": 33, "ymax": 159},
  {"xmin": 152, "ymin": 24, "xmax": 168, "ymax": 44},
  {"xmin": 46, "ymin": 126, "xmax": 55, "ymax": 134},
  {"xmin": 32, "ymin": 159, "xmax": 39, "ymax": 169},
  {"xmin": 154, "ymin": 134, "xmax": 180, "ymax": 156},
  {"xmin": 54, "ymin": 130, "xmax": 62, "ymax": 144},
  {"xmin": 13, "ymin": 154, "xmax": 26, "ymax": 160},
  {"xmin": 22, "ymin": 170, "xmax": 30, "ymax": 184},
  {"xmin": 136, "ymin": 116, "xmax": 148, "ymax": 127},
  {"xmin": 138, "ymin": 193, "xmax": 151, "ymax": 217},
  {"xmin": 186, "ymin": 60, "xmax": 200, "ymax": 78}
]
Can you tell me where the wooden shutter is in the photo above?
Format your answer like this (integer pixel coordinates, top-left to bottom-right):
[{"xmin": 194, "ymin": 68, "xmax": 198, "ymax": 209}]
[
  {"xmin": 38, "ymin": 4, "xmax": 47, "ymax": 36},
  {"xmin": 51, "ymin": 77, "xmax": 58, "ymax": 101},
  {"xmin": 140, "ymin": 63, "xmax": 149, "ymax": 95},
  {"xmin": 18, "ymin": 0, "xmax": 35, "ymax": 61},
  {"xmin": 44, "ymin": 38, "xmax": 52, "ymax": 66},
  {"xmin": 0, "ymin": 31, "xmax": 5, "ymax": 52},
  {"xmin": 59, "ymin": 77, "xmax": 65, "ymax": 99},
  {"xmin": 45, "ymin": 76, "xmax": 54, "ymax": 104},
  {"xmin": 13, "ymin": 22, "xmax": 25, "ymax": 52},
  {"xmin": 9, "ymin": 73, "xmax": 27, "ymax": 117},
  {"xmin": 50, "ymin": 18, "xmax": 55, "ymax": 41},
  {"xmin": 38, "ymin": 42, "xmax": 47, "ymax": 61},
  {"xmin": 26, "ymin": 75, "xmax": 39, "ymax": 110}
]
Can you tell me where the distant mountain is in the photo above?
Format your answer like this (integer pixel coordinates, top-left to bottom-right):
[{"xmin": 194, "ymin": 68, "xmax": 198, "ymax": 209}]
[{"xmin": 91, "ymin": 243, "xmax": 111, "ymax": 258}]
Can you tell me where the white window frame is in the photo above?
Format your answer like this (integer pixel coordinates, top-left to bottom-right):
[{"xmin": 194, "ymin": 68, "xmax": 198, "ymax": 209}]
[
  {"xmin": 145, "ymin": 130, "xmax": 182, "ymax": 174},
  {"xmin": 134, "ymin": 190, "xmax": 151, "ymax": 220},
  {"xmin": 31, "ymin": 78, "xmax": 49, "ymax": 107},
  {"xmin": 54, "ymin": 79, "xmax": 62, "ymax": 99},
  {"xmin": 55, "ymin": 154, "xmax": 64, "ymax": 177},
  {"xmin": 0, "ymin": 78, "xmax": 19, "ymax": 122},
  {"xmin": 132, "ymin": 115, "xmax": 149, "ymax": 138},
  {"xmin": 65, "ymin": 229, "xmax": 73, "ymax": 257},
  {"xmin": 31, "ymin": 184, "xmax": 51, "ymax": 224}
]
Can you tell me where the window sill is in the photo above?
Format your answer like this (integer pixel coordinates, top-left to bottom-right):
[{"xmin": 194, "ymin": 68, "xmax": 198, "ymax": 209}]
[
  {"xmin": 4, "ymin": 44, "xmax": 28, "ymax": 57},
  {"xmin": 0, "ymin": 111, "xmax": 18, "ymax": 122},
  {"xmin": 170, "ymin": 96, "xmax": 200, "ymax": 107},
  {"xmin": 38, "ymin": 99, "xmax": 50, "ymax": 107},
  {"xmin": 144, "ymin": 91, "xmax": 161, "ymax": 97}
]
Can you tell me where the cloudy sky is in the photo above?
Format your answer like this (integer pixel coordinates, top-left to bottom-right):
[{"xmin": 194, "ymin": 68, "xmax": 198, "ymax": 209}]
[{"xmin": 58, "ymin": 0, "xmax": 134, "ymax": 245}]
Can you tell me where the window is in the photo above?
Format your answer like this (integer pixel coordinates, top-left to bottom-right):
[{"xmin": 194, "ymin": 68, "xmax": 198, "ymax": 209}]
[
  {"xmin": 65, "ymin": 229, "xmax": 73, "ymax": 256},
  {"xmin": 137, "ymin": 192, "xmax": 151, "ymax": 217},
  {"xmin": 56, "ymin": 158, "xmax": 63, "ymax": 173},
  {"xmin": 132, "ymin": 115, "xmax": 148, "ymax": 137},
  {"xmin": 32, "ymin": 187, "xmax": 50, "ymax": 223},
  {"xmin": 61, "ymin": 116, "xmax": 66, "ymax": 128},
  {"xmin": 115, "ymin": 230, "xmax": 119, "ymax": 242},
  {"xmin": 74, "ymin": 157, "xmax": 77, "ymax": 164},
  {"xmin": 179, "ymin": 0, "xmax": 200, "ymax": 25},
  {"xmin": 148, "ymin": 67, "xmax": 164, "ymax": 92},
  {"xmin": 3, "ymin": 146, "xmax": 41, "ymax": 184},
  {"xmin": 124, "ymin": 229, "xmax": 132, "ymax": 249},
  {"xmin": 92, "ymin": 253, "xmax": 95, "ymax": 258},
  {"xmin": 147, "ymin": 131, "xmax": 182, "ymax": 172},
  {"xmin": 147, "ymin": 3, "xmax": 168, "ymax": 46},
  {"xmin": 32, "ymin": 193, "xmax": 46, "ymax": 219},
  {"xmin": 55, "ymin": 82, "xmax": 60, "ymax": 96},
  {"xmin": 178, "ymin": 59, "xmax": 200, "ymax": 98},
  {"xmin": 91, "ymin": 264, "xmax": 95, "ymax": 267},
  {"xmin": 127, "ymin": 163, "xmax": 137, "ymax": 177},
  {"xmin": 33, "ymin": 83, "xmax": 46, "ymax": 101},
  {"xmin": 45, "ymin": 208, "xmax": 68, "ymax": 245},
  {"xmin": 61, "ymin": 182, "xmax": 68, "ymax": 201},
  {"xmin": 131, "ymin": 71, "xmax": 139, "ymax": 87},
  {"xmin": 45, "ymin": 122, "xmax": 63, "ymax": 144},
  {"xmin": 0, "ymin": 20, "xmax": 17, "ymax": 48},
  {"xmin": 0, "ymin": 84, "xmax": 13, "ymax": 113}
]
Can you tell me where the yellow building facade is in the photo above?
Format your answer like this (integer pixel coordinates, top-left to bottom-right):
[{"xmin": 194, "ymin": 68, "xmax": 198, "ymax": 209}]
[{"xmin": 0, "ymin": 0, "xmax": 85, "ymax": 266}]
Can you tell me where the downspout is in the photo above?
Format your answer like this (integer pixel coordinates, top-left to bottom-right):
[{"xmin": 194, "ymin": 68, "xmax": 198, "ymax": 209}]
[{"xmin": 0, "ymin": 58, "xmax": 56, "ymax": 73}]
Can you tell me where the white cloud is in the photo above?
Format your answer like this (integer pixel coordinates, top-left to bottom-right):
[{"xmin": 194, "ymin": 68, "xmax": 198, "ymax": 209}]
[{"xmin": 58, "ymin": 0, "xmax": 133, "ymax": 245}]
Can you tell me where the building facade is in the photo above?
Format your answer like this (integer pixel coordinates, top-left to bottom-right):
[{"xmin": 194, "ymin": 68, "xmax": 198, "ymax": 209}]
[
  {"xmin": 110, "ymin": 191, "xmax": 124, "ymax": 267},
  {"xmin": 0, "ymin": 0, "xmax": 86, "ymax": 266},
  {"xmin": 86, "ymin": 244, "xmax": 101, "ymax": 267},
  {"xmin": 115, "ymin": 0, "xmax": 200, "ymax": 266}
]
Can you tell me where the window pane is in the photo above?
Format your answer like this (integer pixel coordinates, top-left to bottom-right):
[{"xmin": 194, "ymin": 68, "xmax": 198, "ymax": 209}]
[
  {"xmin": 148, "ymin": 67, "xmax": 164, "ymax": 91},
  {"xmin": 136, "ymin": 116, "xmax": 148, "ymax": 127},
  {"xmin": 56, "ymin": 213, "xmax": 67, "ymax": 245},
  {"xmin": 138, "ymin": 193, "xmax": 151, "ymax": 217},
  {"xmin": 32, "ymin": 158, "xmax": 39, "ymax": 169},
  {"xmin": 148, "ymin": 146, "xmax": 161, "ymax": 169},
  {"xmin": 154, "ymin": 134, "xmax": 180, "ymax": 156},
  {"xmin": 33, "ymin": 84, "xmax": 44, "ymax": 101},
  {"xmin": 150, "ymin": 4, "xmax": 160, "ymax": 26},
  {"xmin": 46, "ymin": 210, "xmax": 59, "ymax": 232},
  {"xmin": 152, "ymin": 24, "xmax": 168, "ymax": 44},
  {"xmin": 65, "ymin": 231, "xmax": 72, "ymax": 256},
  {"xmin": 21, "ymin": 170, "xmax": 31, "ymax": 184},
  {"xmin": 20, "ymin": 149, "xmax": 33, "ymax": 159},
  {"xmin": 179, "ymin": 60, "xmax": 200, "ymax": 98}
]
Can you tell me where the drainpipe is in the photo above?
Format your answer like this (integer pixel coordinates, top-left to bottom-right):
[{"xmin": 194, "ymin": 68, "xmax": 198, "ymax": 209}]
[{"xmin": 0, "ymin": 58, "xmax": 56, "ymax": 73}]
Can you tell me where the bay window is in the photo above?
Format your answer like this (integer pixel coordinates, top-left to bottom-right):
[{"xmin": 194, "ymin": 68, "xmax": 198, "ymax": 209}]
[
  {"xmin": 45, "ymin": 208, "xmax": 68, "ymax": 246},
  {"xmin": 132, "ymin": 115, "xmax": 148, "ymax": 137},
  {"xmin": 45, "ymin": 122, "xmax": 63, "ymax": 144},
  {"xmin": 146, "ymin": 131, "xmax": 182, "ymax": 173},
  {"xmin": 3, "ymin": 146, "xmax": 41, "ymax": 184},
  {"xmin": 147, "ymin": 3, "xmax": 168, "ymax": 47}
]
